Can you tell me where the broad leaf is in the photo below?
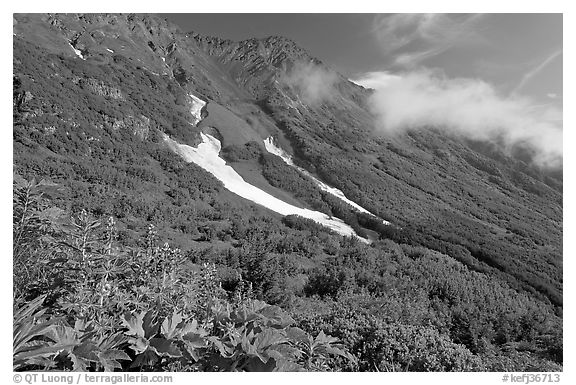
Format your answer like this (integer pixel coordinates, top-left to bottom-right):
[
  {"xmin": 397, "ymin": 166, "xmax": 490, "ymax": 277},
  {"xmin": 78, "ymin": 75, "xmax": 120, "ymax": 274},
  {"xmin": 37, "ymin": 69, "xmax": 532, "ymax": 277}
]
[
  {"xmin": 121, "ymin": 312, "xmax": 145, "ymax": 338},
  {"xmin": 14, "ymin": 294, "xmax": 47, "ymax": 322},
  {"xmin": 208, "ymin": 337, "xmax": 234, "ymax": 358},
  {"xmin": 161, "ymin": 311, "xmax": 183, "ymax": 339},
  {"xmin": 70, "ymin": 354, "xmax": 89, "ymax": 372},
  {"xmin": 182, "ymin": 332, "xmax": 207, "ymax": 348},
  {"xmin": 259, "ymin": 305, "xmax": 294, "ymax": 328},
  {"xmin": 14, "ymin": 343, "xmax": 77, "ymax": 369},
  {"xmin": 127, "ymin": 336, "xmax": 149, "ymax": 355},
  {"xmin": 149, "ymin": 338, "xmax": 182, "ymax": 358},
  {"xmin": 46, "ymin": 325, "xmax": 80, "ymax": 348},
  {"xmin": 72, "ymin": 342, "xmax": 99, "ymax": 362},
  {"xmin": 232, "ymin": 307, "xmax": 259, "ymax": 325},
  {"xmin": 254, "ymin": 328, "xmax": 288, "ymax": 351},
  {"xmin": 285, "ymin": 327, "xmax": 310, "ymax": 344},
  {"xmin": 96, "ymin": 332, "xmax": 129, "ymax": 352},
  {"xmin": 268, "ymin": 344, "xmax": 302, "ymax": 361},
  {"xmin": 141, "ymin": 310, "xmax": 160, "ymax": 338},
  {"xmin": 242, "ymin": 356, "xmax": 277, "ymax": 372},
  {"xmin": 273, "ymin": 358, "xmax": 304, "ymax": 372},
  {"xmin": 130, "ymin": 350, "xmax": 159, "ymax": 369},
  {"xmin": 314, "ymin": 330, "xmax": 339, "ymax": 345},
  {"xmin": 97, "ymin": 349, "xmax": 131, "ymax": 372}
]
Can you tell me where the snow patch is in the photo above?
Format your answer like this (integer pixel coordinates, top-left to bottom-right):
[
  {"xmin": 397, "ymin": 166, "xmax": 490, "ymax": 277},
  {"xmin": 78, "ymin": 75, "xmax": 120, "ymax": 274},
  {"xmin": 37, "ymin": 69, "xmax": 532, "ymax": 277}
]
[
  {"xmin": 264, "ymin": 137, "xmax": 389, "ymax": 223},
  {"xmin": 68, "ymin": 42, "xmax": 85, "ymax": 60},
  {"xmin": 106, "ymin": 48, "xmax": 114, "ymax": 53},
  {"xmin": 263, "ymin": 137, "xmax": 295, "ymax": 166},
  {"xmin": 164, "ymin": 133, "xmax": 368, "ymax": 242},
  {"xmin": 189, "ymin": 93, "xmax": 206, "ymax": 126}
]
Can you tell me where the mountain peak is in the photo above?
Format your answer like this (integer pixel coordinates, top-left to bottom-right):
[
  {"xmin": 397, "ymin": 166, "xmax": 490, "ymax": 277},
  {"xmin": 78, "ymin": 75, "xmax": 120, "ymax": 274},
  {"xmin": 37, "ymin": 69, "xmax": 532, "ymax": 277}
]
[{"xmin": 192, "ymin": 33, "xmax": 311, "ymax": 62}]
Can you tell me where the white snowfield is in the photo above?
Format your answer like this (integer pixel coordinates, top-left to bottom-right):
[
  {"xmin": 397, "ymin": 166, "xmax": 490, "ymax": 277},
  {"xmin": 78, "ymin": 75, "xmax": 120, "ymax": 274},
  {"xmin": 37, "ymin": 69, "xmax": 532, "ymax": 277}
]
[
  {"xmin": 263, "ymin": 137, "xmax": 389, "ymax": 224},
  {"xmin": 68, "ymin": 42, "xmax": 85, "ymax": 60},
  {"xmin": 189, "ymin": 94, "xmax": 206, "ymax": 126},
  {"xmin": 164, "ymin": 133, "xmax": 368, "ymax": 242}
]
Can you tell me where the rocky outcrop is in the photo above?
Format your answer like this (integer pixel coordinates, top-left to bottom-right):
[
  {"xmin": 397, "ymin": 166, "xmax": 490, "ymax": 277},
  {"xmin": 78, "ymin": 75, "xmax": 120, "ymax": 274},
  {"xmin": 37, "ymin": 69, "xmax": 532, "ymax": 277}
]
[
  {"xmin": 106, "ymin": 115, "xmax": 151, "ymax": 140},
  {"xmin": 13, "ymin": 76, "xmax": 34, "ymax": 109},
  {"xmin": 191, "ymin": 34, "xmax": 317, "ymax": 99},
  {"xmin": 192, "ymin": 34, "xmax": 312, "ymax": 68},
  {"xmin": 80, "ymin": 78, "xmax": 123, "ymax": 100},
  {"xmin": 13, "ymin": 85, "xmax": 45, "ymax": 120}
]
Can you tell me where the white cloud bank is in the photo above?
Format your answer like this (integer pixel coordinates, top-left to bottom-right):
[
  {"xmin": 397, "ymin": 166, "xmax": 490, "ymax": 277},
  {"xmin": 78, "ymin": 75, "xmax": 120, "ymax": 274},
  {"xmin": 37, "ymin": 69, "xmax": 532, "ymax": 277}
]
[
  {"xmin": 281, "ymin": 61, "xmax": 339, "ymax": 104},
  {"xmin": 352, "ymin": 70, "xmax": 563, "ymax": 168}
]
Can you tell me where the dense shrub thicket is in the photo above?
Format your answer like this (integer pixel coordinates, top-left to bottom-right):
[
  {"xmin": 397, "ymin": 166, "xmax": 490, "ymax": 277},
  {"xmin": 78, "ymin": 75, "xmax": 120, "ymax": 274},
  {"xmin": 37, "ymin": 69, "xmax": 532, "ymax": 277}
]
[
  {"xmin": 258, "ymin": 95, "xmax": 562, "ymax": 309},
  {"xmin": 13, "ymin": 178, "xmax": 562, "ymax": 371}
]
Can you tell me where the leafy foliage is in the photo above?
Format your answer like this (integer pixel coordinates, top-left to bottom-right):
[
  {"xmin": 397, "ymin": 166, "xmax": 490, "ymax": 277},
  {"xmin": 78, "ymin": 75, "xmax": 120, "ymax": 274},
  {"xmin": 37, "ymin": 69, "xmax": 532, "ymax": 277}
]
[{"xmin": 12, "ymin": 184, "xmax": 353, "ymax": 371}]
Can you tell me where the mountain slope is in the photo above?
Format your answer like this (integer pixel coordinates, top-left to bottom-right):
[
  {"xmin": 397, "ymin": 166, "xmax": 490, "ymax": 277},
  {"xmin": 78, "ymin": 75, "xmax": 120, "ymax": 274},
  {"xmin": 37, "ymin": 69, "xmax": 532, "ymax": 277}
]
[
  {"xmin": 12, "ymin": 13, "xmax": 562, "ymax": 371},
  {"xmin": 190, "ymin": 31, "xmax": 562, "ymax": 307},
  {"xmin": 13, "ymin": 14, "xmax": 562, "ymax": 306}
]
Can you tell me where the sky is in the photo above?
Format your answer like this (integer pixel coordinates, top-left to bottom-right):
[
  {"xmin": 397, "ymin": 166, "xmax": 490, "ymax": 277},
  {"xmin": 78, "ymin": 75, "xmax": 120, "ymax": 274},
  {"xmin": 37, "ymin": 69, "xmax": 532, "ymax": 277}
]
[{"xmin": 164, "ymin": 13, "xmax": 562, "ymax": 108}]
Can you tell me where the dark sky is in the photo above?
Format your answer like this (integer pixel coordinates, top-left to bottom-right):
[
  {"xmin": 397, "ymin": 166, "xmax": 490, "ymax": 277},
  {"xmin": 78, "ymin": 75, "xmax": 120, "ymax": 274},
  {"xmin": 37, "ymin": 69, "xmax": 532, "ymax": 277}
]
[{"xmin": 163, "ymin": 13, "xmax": 562, "ymax": 106}]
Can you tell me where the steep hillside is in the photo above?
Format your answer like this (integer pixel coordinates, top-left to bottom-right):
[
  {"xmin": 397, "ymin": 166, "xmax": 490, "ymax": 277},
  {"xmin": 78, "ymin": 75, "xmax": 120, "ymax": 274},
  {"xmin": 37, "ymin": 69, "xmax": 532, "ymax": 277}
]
[
  {"xmin": 12, "ymin": 13, "xmax": 562, "ymax": 372},
  {"xmin": 192, "ymin": 31, "xmax": 562, "ymax": 308}
]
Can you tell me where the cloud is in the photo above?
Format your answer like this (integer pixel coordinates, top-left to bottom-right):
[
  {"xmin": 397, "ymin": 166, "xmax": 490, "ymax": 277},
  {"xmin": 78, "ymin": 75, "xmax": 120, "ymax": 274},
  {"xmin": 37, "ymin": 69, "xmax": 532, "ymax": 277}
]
[
  {"xmin": 349, "ymin": 71, "xmax": 401, "ymax": 89},
  {"xmin": 512, "ymin": 49, "xmax": 562, "ymax": 95},
  {"xmin": 352, "ymin": 70, "xmax": 563, "ymax": 168},
  {"xmin": 280, "ymin": 61, "xmax": 339, "ymax": 104},
  {"xmin": 372, "ymin": 14, "xmax": 485, "ymax": 68},
  {"xmin": 393, "ymin": 47, "xmax": 447, "ymax": 68}
]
